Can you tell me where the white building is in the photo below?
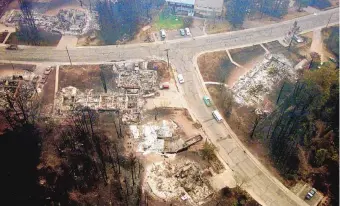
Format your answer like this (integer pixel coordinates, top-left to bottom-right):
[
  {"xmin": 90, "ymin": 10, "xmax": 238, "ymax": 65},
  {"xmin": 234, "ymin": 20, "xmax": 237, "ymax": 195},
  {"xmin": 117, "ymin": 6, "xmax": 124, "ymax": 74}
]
[
  {"xmin": 166, "ymin": 0, "xmax": 224, "ymax": 17},
  {"xmin": 194, "ymin": 0, "xmax": 224, "ymax": 17},
  {"xmin": 166, "ymin": 0, "xmax": 195, "ymax": 16}
]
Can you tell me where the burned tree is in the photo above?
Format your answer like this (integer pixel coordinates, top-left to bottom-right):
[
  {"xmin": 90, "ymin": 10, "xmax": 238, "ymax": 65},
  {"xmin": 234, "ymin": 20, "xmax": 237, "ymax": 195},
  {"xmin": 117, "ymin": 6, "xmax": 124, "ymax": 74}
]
[{"xmin": 0, "ymin": 81, "xmax": 40, "ymax": 128}]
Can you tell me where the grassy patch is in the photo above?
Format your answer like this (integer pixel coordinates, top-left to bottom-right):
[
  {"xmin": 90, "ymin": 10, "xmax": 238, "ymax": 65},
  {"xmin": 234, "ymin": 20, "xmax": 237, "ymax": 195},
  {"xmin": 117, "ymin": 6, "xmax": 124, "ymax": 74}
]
[
  {"xmin": 229, "ymin": 45, "xmax": 266, "ymax": 65},
  {"xmin": 197, "ymin": 51, "xmax": 236, "ymax": 82},
  {"xmin": 153, "ymin": 11, "xmax": 184, "ymax": 30},
  {"xmin": 206, "ymin": 20, "xmax": 234, "ymax": 34}
]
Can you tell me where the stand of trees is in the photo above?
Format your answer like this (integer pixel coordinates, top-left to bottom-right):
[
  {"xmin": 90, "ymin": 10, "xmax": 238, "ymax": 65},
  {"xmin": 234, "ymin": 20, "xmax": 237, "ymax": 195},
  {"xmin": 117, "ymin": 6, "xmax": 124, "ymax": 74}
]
[
  {"xmin": 18, "ymin": 0, "xmax": 40, "ymax": 45},
  {"xmin": 226, "ymin": 0, "xmax": 250, "ymax": 27},
  {"xmin": 0, "ymin": 88, "xmax": 144, "ymax": 205},
  {"xmin": 96, "ymin": 0, "xmax": 164, "ymax": 44},
  {"xmin": 226, "ymin": 0, "xmax": 293, "ymax": 26},
  {"xmin": 252, "ymin": 64, "xmax": 339, "ymax": 205},
  {"xmin": 323, "ymin": 26, "xmax": 339, "ymax": 59}
]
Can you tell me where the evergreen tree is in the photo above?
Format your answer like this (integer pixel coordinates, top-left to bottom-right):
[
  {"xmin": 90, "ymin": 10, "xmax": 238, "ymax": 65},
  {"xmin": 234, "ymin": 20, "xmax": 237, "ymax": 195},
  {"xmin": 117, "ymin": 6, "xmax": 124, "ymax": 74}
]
[
  {"xmin": 296, "ymin": 0, "xmax": 310, "ymax": 11},
  {"xmin": 226, "ymin": 0, "xmax": 250, "ymax": 27},
  {"xmin": 18, "ymin": 0, "xmax": 40, "ymax": 45}
]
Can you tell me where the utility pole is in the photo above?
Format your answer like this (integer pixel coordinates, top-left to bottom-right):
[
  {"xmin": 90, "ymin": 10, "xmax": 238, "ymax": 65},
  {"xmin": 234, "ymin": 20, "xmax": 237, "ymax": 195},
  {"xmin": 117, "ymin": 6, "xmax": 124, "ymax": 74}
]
[
  {"xmin": 287, "ymin": 21, "xmax": 300, "ymax": 51},
  {"xmin": 9, "ymin": 60, "xmax": 15, "ymax": 70},
  {"xmin": 66, "ymin": 46, "xmax": 73, "ymax": 66},
  {"xmin": 326, "ymin": 13, "xmax": 335, "ymax": 28},
  {"xmin": 164, "ymin": 49, "xmax": 170, "ymax": 68}
]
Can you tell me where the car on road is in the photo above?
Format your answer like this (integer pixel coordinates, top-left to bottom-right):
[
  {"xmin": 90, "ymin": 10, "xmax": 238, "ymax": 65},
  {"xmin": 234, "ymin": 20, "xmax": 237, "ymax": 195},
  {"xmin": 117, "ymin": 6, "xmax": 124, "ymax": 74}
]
[
  {"xmin": 185, "ymin": 28, "xmax": 191, "ymax": 36},
  {"xmin": 212, "ymin": 110, "xmax": 223, "ymax": 122},
  {"xmin": 179, "ymin": 29, "xmax": 185, "ymax": 36},
  {"xmin": 160, "ymin": 29, "xmax": 166, "ymax": 39},
  {"xmin": 203, "ymin": 96, "xmax": 212, "ymax": 107},
  {"xmin": 177, "ymin": 74, "xmax": 184, "ymax": 84},
  {"xmin": 305, "ymin": 188, "xmax": 317, "ymax": 200},
  {"xmin": 6, "ymin": 44, "xmax": 18, "ymax": 50}
]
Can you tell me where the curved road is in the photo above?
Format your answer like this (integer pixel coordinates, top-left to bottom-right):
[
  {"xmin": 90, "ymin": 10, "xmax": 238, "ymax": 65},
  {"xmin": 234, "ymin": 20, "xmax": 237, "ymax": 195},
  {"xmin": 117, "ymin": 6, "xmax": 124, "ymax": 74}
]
[{"xmin": 1, "ymin": 8, "xmax": 338, "ymax": 206}]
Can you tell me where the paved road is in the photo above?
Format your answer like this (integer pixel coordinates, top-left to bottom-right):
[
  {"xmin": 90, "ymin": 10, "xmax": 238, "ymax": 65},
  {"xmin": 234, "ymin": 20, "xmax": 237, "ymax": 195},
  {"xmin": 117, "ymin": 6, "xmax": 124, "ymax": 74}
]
[{"xmin": 1, "ymin": 8, "xmax": 338, "ymax": 206}]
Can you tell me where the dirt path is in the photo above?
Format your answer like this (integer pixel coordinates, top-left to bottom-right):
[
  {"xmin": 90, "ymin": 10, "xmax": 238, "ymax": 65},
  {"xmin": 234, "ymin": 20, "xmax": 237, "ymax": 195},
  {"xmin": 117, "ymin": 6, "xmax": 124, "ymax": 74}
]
[
  {"xmin": 52, "ymin": 65, "xmax": 59, "ymax": 114},
  {"xmin": 310, "ymin": 29, "xmax": 325, "ymax": 62},
  {"xmin": 56, "ymin": 35, "xmax": 78, "ymax": 50}
]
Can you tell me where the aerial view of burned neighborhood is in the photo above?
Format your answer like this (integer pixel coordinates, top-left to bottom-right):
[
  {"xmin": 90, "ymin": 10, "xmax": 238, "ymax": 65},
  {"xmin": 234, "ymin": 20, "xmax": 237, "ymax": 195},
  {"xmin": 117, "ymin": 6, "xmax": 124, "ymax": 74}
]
[{"xmin": 0, "ymin": 0, "xmax": 339, "ymax": 205}]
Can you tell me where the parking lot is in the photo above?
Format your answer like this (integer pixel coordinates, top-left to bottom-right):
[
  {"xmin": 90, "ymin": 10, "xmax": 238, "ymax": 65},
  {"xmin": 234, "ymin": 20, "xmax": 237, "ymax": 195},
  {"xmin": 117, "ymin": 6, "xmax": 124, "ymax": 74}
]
[{"xmin": 154, "ymin": 27, "xmax": 205, "ymax": 41}]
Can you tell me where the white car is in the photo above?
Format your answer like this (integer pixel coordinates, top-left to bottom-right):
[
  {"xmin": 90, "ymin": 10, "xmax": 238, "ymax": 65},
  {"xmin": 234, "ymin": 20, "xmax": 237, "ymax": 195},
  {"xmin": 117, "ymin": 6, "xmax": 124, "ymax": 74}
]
[
  {"xmin": 177, "ymin": 74, "xmax": 184, "ymax": 84},
  {"xmin": 160, "ymin": 29, "xmax": 166, "ymax": 38},
  {"xmin": 185, "ymin": 28, "xmax": 191, "ymax": 36},
  {"xmin": 293, "ymin": 35, "xmax": 304, "ymax": 43}
]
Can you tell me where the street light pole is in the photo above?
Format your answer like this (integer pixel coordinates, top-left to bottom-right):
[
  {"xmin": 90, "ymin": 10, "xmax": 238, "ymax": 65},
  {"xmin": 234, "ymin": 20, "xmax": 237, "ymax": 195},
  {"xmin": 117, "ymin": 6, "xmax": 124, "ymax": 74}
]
[{"xmin": 326, "ymin": 13, "xmax": 335, "ymax": 28}]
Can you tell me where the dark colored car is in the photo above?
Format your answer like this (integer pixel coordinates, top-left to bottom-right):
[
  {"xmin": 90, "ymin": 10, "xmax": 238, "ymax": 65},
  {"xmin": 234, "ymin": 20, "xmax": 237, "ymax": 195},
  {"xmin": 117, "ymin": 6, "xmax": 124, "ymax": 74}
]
[{"xmin": 6, "ymin": 44, "xmax": 18, "ymax": 50}]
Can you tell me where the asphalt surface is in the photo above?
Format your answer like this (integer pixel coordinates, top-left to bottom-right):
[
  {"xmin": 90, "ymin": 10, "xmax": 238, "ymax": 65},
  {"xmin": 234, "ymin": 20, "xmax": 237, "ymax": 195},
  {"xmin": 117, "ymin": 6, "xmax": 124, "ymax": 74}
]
[{"xmin": 1, "ymin": 7, "xmax": 338, "ymax": 206}]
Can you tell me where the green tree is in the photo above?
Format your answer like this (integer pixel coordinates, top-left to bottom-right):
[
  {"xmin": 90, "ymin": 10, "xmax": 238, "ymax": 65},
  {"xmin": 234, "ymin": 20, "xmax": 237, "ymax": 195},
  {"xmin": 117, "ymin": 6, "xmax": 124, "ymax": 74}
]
[
  {"xmin": 261, "ymin": 0, "xmax": 290, "ymax": 18},
  {"xmin": 296, "ymin": 0, "xmax": 310, "ymax": 11},
  {"xmin": 201, "ymin": 141, "xmax": 217, "ymax": 162},
  {"xmin": 304, "ymin": 65, "xmax": 338, "ymax": 100},
  {"xmin": 226, "ymin": 0, "xmax": 250, "ymax": 27},
  {"xmin": 324, "ymin": 27, "xmax": 339, "ymax": 58},
  {"xmin": 315, "ymin": 149, "xmax": 328, "ymax": 166}
]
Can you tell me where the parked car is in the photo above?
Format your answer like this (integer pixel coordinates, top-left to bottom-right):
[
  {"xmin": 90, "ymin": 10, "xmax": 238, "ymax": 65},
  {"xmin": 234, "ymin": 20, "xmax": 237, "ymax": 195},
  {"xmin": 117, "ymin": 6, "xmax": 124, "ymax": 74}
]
[
  {"xmin": 305, "ymin": 188, "xmax": 317, "ymax": 200},
  {"xmin": 134, "ymin": 63, "xmax": 139, "ymax": 71},
  {"xmin": 179, "ymin": 29, "xmax": 185, "ymax": 36},
  {"xmin": 160, "ymin": 82, "xmax": 170, "ymax": 89},
  {"xmin": 185, "ymin": 28, "xmax": 191, "ymax": 36},
  {"xmin": 44, "ymin": 67, "xmax": 52, "ymax": 75},
  {"xmin": 329, "ymin": 57, "xmax": 337, "ymax": 63},
  {"xmin": 177, "ymin": 74, "xmax": 184, "ymax": 84},
  {"xmin": 203, "ymin": 96, "xmax": 212, "ymax": 107},
  {"xmin": 293, "ymin": 35, "xmax": 304, "ymax": 43},
  {"xmin": 6, "ymin": 44, "xmax": 18, "ymax": 50},
  {"xmin": 160, "ymin": 29, "xmax": 166, "ymax": 39},
  {"xmin": 212, "ymin": 110, "xmax": 223, "ymax": 122}
]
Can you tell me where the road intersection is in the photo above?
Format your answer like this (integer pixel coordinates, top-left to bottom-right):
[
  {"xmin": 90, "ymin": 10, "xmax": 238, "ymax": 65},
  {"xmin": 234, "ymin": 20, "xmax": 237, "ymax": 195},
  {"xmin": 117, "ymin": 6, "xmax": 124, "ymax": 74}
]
[{"xmin": 1, "ymin": 7, "xmax": 338, "ymax": 206}]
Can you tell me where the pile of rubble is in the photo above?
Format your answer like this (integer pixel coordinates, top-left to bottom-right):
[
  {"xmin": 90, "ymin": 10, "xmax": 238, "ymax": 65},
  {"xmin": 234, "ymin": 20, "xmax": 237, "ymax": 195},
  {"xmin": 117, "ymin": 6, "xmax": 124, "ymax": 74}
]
[
  {"xmin": 146, "ymin": 160, "xmax": 213, "ymax": 204},
  {"xmin": 2, "ymin": 9, "xmax": 99, "ymax": 36},
  {"xmin": 130, "ymin": 120, "xmax": 178, "ymax": 154},
  {"xmin": 55, "ymin": 62, "xmax": 158, "ymax": 122},
  {"xmin": 0, "ymin": 70, "xmax": 38, "ymax": 108},
  {"xmin": 232, "ymin": 54, "xmax": 297, "ymax": 107}
]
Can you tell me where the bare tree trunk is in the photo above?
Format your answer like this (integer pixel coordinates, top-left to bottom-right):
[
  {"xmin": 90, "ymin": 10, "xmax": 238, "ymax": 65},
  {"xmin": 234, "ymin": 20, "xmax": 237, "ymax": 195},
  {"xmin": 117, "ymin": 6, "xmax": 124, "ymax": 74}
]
[
  {"xmin": 114, "ymin": 143, "xmax": 121, "ymax": 174},
  {"xmin": 250, "ymin": 116, "xmax": 260, "ymax": 139},
  {"xmin": 276, "ymin": 82, "xmax": 286, "ymax": 104},
  {"xmin": 124, "ymin": 177, "xmax": 129, "ymax": 206}
]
